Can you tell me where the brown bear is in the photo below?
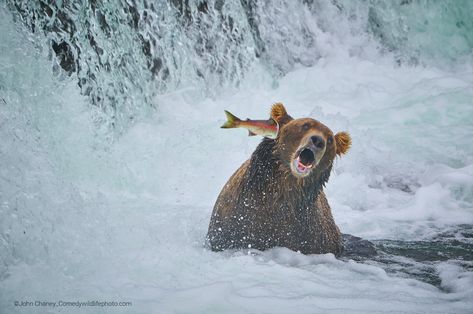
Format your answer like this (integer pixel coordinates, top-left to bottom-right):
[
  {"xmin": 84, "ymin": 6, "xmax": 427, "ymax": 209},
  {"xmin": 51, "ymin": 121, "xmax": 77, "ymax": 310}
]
[{"xmin": 207, "ymin": 103, "xmax": 351, "ymax": 255}]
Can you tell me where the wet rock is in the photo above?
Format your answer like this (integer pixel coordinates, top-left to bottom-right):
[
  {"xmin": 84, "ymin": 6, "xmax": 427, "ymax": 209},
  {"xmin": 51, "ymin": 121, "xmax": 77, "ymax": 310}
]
[{"xmin": 341, "ymin": 234, "xmax": 377, "ymax": 259}]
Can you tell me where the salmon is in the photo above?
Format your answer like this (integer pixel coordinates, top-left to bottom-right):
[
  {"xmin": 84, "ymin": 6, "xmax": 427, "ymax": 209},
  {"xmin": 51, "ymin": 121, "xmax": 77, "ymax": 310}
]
[{"xmin": 221, "ymin": 110, "xmax": 279, "ymax": 139}]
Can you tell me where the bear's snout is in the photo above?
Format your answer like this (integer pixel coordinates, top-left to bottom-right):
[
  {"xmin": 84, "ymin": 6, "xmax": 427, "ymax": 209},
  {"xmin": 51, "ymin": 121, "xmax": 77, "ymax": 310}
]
[{"xmin": 311, "ymin": 135, "xmax": 325, "ymax": 149}]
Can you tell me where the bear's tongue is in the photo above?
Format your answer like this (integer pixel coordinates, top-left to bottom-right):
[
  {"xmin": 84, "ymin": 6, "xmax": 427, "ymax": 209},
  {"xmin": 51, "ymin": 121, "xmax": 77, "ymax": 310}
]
[
  {"xmin": 296, "ymin": 148, "xmax": 315, "ymax": 172},
  {"xmin": 297, "ymin": 157, "xmax": 310, "ymax": 172}
]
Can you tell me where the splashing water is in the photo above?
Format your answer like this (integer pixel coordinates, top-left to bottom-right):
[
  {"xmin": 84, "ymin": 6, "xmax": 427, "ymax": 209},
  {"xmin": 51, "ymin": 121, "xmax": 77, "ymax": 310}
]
[{"xmin": 1, "ymin": 0, "xmax": 473, "ymax": 313}]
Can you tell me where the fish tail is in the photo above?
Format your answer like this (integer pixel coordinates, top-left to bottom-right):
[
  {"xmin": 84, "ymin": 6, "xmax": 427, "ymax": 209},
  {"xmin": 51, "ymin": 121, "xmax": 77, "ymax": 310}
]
[{"xmin": 221, "ymin": 110, "xmax": 241, "ymax": 128}]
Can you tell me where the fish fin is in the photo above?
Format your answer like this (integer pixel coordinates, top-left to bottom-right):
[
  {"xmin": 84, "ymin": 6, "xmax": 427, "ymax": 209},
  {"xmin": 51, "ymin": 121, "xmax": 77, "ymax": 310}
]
[
  {"xmin": 248, "ymin": 130, "xmax": 257, "ymax": 136},
  {"xmin": 221, "ymin": 110, "xmax": 241, "ymax": 128}
]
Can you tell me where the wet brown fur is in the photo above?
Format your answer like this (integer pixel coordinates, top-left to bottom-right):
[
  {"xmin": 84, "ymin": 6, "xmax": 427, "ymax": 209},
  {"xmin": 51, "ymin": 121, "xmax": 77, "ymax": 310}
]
[
  {"xmin": 270, "ymin": 102, "xmax": 288, "ymax": 122},
  {"xmin": 207, "ymin": 104, "xmax": 351, "ymax": 255}
]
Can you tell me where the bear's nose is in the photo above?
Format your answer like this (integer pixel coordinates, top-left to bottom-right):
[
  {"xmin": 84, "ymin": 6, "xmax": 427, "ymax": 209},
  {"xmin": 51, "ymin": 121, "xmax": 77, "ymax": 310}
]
[{"xmin": 311, "ymin": 135, "xmax": 325, "ymax": 149}]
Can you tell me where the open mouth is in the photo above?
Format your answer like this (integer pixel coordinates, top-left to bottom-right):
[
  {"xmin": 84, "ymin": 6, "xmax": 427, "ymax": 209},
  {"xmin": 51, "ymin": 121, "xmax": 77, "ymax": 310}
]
[{"xmin": 293, "ymin": 147, "xmax": 316, "ymax": 175}]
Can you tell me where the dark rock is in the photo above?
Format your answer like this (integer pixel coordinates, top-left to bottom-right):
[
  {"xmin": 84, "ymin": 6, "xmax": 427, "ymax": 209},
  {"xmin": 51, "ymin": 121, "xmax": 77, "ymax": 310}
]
[
  {"xmin": 341, "ymin": 234, "xmax": 377, "ymax": 259},
  {"xmin": 51, "ymin": 40, "xmax": 76, "ymax": 74}
]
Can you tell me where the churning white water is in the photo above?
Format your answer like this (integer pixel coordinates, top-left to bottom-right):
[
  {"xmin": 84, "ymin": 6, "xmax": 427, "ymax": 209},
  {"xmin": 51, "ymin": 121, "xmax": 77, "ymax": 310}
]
[{"xmin": 1, "ymin": 1, "xmax": 473, "ymax": 313}]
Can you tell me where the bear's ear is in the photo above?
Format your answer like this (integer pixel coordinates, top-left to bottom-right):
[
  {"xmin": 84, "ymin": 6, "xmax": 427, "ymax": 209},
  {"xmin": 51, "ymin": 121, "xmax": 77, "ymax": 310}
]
[
  {"xmin": 334, "ymin": 132, "xmax": 351, "ymax": 156},
  {"xmin": 270, "ymin": 102, "xmax": 293, "ymax": 127}
]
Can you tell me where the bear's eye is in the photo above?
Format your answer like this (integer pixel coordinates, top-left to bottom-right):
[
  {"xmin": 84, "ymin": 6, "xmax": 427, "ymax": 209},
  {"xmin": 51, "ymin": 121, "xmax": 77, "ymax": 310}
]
[
  {"xmin": 302, "ymin": 123, "xmax": 310, "ymax": 131},
  {"xmin": 327, "ymin": 136, "xmax": 333, "ymax": 145}
]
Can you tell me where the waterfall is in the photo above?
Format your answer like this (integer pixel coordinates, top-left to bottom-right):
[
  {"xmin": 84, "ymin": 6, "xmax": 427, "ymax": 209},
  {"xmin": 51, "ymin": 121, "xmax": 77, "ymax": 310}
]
[{"xmin": 6, "ymin": 0, "xmax": 472, "ymax": 134}]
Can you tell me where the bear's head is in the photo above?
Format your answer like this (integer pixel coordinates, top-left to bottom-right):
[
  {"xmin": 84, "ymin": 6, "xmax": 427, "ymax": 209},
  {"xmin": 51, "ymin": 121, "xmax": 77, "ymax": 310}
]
[{"xmin": 272, "ymin": 103, "xmax": 351, "ymax": 179}]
